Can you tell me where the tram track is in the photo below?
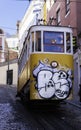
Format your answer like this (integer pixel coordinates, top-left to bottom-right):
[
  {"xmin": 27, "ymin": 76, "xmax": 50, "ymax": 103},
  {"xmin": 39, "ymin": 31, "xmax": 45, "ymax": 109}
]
[
  {"xmin": 30, "ymin": 105, "xmax": 74, "ymax": 130},
  {"xmin": 21, "ymin": 99, "xmax": 81, "ymax": 130},
  {"xmin": 28, "ymin": 102, "xmax": 74, "ymax": 130}
]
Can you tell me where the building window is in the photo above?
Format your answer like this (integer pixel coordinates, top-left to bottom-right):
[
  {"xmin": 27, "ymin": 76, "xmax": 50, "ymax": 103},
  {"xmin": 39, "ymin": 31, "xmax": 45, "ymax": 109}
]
[
  {"xmin": 0, "ymin": 29, "xmax": 3, "ymax": 34},
  {"xmin": 0, "ymin": 38, "xmax": 2, "ymax": 50},
  {"xmin": 54, "ymin": 0, "xmax": 57, "ymax": 2},
  {"xmin": 65, "ymin": 0, "xmax": 70, "ymax": 14},
  {"xmin": 56, "ymin": 9, "xmax": 61, "ymax": 25}
]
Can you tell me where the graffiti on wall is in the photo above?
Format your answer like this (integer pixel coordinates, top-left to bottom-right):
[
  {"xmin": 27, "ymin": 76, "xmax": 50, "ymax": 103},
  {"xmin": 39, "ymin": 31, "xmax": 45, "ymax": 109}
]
[{"xmin": 33, "ymin": 60, "xmax": 72, "ymax": 99}]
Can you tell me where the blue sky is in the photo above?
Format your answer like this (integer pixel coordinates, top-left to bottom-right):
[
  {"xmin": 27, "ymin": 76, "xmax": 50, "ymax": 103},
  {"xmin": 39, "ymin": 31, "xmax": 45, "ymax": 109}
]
[{"xmin": 0, "ymin": 0, "xmax": 30, "ymax": 35}]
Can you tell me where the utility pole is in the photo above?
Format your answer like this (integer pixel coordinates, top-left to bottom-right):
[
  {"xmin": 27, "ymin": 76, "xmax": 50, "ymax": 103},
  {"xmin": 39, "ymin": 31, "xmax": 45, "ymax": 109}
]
[{"xmin": 8, "ymin": 50, "xmax": 9, "ymax": 71}]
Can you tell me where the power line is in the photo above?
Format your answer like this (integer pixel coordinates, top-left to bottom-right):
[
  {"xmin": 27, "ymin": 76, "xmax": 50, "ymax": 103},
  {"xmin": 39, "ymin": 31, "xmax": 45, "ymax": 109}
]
[
  {"xmin": 15, "ymin": 0, "xmax": 81, "ymax": 3},
  {"xmin": 0, "ymin": 26, "xmax": 16, "ymax": 31},
  {"xmin": 15, "ymin": 0, "xmax": 31, "ymax": 1},
  {"xmin": 1, "ymin": 0, "xmax": 81, "ymax": 31}
]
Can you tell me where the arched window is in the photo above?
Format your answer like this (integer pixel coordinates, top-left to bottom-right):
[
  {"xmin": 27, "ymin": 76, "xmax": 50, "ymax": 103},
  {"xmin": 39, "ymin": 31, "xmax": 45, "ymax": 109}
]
[{"xmin": 0, "ymin": 29, "xmax": 4, "ymax": 34}]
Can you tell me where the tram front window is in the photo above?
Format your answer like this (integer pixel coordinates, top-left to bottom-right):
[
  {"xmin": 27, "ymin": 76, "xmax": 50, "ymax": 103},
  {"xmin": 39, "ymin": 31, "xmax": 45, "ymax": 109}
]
[
  {"xmin": 32, "ymin": 32, "xmax": 34, "ymax": 52},
  {"xmin": 43, "ymin": 31, "xmax": 64, "ymax": 52}
]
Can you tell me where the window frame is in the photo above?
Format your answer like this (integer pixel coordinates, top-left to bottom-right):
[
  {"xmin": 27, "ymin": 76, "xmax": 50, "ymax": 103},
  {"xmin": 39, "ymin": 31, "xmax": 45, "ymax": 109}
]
[
  {"xmin": 35, "ymin": 31, "xmax": 41, "ymax": 52},
  {"xmin": 56, "ymin": 9, "xmax": 61, "ymax": 25},
  {"xmin": 65, "ymin": 0, "xmax": 70, "ymax": 14},
  {"xmin": 43, "ymin": 31, "xmax": 64, "ymax": 53}
]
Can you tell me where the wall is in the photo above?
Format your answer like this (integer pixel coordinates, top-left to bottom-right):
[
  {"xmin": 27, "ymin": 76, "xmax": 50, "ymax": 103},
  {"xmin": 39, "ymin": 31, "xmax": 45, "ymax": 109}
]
[
  {"xmin": 0, "ymin": 59, "xmax": 18, "ymax": 85},
  {"xmin": 18, "ymin": 0, "xmax": 44, "ymax": 54},
  {"xmin": 47, "ymin": 0, "xmax": 78, "ymax": 36}
]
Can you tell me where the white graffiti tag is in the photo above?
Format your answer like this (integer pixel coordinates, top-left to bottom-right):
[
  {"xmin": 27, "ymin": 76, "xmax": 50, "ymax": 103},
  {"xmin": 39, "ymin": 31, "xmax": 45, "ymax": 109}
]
[
  {"xmin": 52, "ymin": 71, "xmax": 70, "ymax": 99},
  {"xmin": 37, "ymin": 70, "xmax": 55, "ymax": 98},
  {"xmin": 33, "ymin": 61, "xmax": 72, "ymax": 99}
]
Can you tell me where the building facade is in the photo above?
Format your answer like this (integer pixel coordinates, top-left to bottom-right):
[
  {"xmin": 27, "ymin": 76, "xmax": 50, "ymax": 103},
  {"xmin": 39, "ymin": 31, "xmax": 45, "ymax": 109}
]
[
  {"xmin": 0, "ymin": 28, "xmax": 8, "ymax": 62},
  {"xmin": 0, "ymin": 28, "xmax": 18, "ymax": 85},
  {"xmin": 18, "ymin": 0, "xmax": 44, "ymax": 55},
  {"xmin": 45, "ymin": 0, "xmax": 81, "ymax": 100},
  {"xmin": 0, "ymin": 59, "xmax": 18, "ymax": 85},
  {"xmin": 6, "ymin": 35, "xmax": 18, "ymax": 50}
]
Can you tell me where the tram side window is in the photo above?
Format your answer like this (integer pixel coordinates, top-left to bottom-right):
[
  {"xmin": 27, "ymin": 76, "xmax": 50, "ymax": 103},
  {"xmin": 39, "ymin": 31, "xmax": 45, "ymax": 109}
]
[
  {"xmin": 66, "ymin": 32, "xmax": 71, "ymax": 53},
  {"xmin": 43, "ymin": 31, "xmax": 64, "ymax": 52},
  {"xmin": 28, "ymin": 36, "xmax": 30, "ymax": 57},
  {"xmin": 32, "ymin": 32, "xmax": 34, "ymax": 52},
  {"xmin": 35, "ymin": 31, "xmax": 41, "ymax": 51},
  {"xmin": 24, "ymin": 45, "xmax": 27, "ymax": 64}
]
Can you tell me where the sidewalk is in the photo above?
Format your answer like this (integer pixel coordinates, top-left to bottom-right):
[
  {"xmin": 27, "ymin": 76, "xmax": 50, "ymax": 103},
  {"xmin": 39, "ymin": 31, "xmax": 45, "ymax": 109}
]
[{"xmin": 66, "ymin": 99, "xmax": 81, "ymax": 108}]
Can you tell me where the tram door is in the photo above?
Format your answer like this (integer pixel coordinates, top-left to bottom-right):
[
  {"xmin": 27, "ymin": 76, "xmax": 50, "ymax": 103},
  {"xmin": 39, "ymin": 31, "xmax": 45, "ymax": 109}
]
[{"xmin": 7, "ymin": 70, "xmax": 13, "ymax": 85}]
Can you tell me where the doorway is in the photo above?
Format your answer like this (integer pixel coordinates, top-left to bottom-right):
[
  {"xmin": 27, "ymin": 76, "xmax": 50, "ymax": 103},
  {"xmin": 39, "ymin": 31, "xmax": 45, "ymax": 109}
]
[{"xmin": 7, "ymin": 70, "xmax": 13, "ymax": 85}]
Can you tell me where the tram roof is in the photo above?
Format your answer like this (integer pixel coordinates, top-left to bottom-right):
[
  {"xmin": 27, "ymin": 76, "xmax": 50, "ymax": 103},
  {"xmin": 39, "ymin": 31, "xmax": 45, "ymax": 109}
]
[{"xmin": 28, "ymin": 25, "xmax": 72, "ymax": 33}]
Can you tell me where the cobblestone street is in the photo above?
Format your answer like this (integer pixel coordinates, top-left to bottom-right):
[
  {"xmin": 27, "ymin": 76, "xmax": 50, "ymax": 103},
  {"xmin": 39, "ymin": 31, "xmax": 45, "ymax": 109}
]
[
  {"xmin": 0, "ymin": 85, "xmax": 42, "ymax": 130},
  {"xmin": 0, "ymin": 85, "xmax": 81, "ymax": 130}
]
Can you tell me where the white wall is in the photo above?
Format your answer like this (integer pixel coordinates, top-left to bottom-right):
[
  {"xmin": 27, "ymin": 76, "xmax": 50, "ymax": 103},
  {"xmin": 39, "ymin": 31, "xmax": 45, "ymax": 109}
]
[
  {"xmin": 6, "ymin": 36, "xmax": 18, "ymax": 49},
  {"xmin": 18, "ymin": 0, "xmax": 44, "ymax": 54},
  {"xmin": 0, "ymin": 61, "xmax": 18, "ymax": 85}
]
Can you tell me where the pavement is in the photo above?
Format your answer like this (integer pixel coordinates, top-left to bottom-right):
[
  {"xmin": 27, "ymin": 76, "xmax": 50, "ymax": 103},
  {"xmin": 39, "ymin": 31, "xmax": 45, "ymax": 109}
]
[
  {"xmin": 65, "ymin": 99, "xmax": 81, "ymax": 108},
  {"xmin": 1, "ymin": 84, "xmax": 81, "ymax": 109}
]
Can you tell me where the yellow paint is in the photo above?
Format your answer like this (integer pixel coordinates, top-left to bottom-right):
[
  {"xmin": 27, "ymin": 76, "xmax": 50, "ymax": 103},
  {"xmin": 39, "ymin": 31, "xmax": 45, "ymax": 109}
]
[
  {"xmin": 30, "ymin": 53, "xmax": 73, "ymax": 100},
  {"xmin": 17, "ymin": 53, "xmax": 73, "ymax": 100},
  {"xmin": 17, "ymin": 58, "xmax": 30, "ymax": 92}
]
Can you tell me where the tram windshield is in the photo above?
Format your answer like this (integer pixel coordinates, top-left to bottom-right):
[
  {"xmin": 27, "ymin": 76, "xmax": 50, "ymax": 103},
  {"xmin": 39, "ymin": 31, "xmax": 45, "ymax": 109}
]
[
  {"xmin": 43, "ymin": 31, "xmax": 64, "ymax": 52},
  {"xmin": 31, "ymin": 27, "xmax": 72, "ymax": 53}
]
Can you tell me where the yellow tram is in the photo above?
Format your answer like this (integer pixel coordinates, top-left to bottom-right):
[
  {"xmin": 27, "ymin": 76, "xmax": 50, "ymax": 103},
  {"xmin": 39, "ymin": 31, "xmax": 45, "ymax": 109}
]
[{"xmin": 17, "ymin": 25, "xmax": 73, "ymax": 102}]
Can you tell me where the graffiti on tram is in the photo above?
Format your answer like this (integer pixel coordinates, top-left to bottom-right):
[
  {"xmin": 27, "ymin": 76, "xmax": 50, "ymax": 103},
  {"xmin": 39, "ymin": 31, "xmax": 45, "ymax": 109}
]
[{"xmin": 33, "ymin": 60, "xmax": 73, "ymax": 100}]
